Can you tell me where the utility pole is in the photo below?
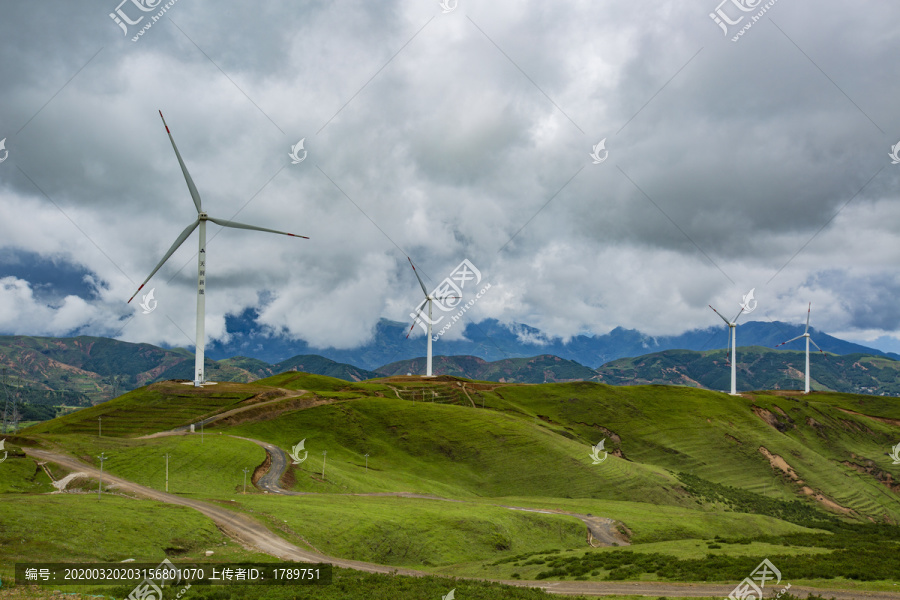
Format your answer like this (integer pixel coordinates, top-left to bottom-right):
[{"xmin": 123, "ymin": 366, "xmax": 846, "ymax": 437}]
[
  {"xmin": 97, "ymin": 453, "xmax": 107, "ymax": 500},
  {"xmin": 321, "ymin": 450, "xmax": 327, "ymax": 480},
  {"xmin": 242, "ymin": 467, "xmax": 249, "ymax": 494},
  {"xmin": 364, "ymin": 453, "xmax": 369, "ymax": 472},
  {"xmin": 1, "ymin": 368, "xmax": 10, "ymax": 435},
  {"xmin": 164, "ymin": 453, "xmax": 170, "ymax": 492}
]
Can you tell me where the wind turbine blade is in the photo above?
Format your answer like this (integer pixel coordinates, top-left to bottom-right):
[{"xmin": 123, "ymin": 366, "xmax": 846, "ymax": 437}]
[
  {"xmin": 809, "ymin": 338, "xmax": 825, "ymax": 354},
  {"xmin": 775, "ymin": 335, "xmax": 804, "ymax": 347},
  {"xmin": 408, "ymin": 257, "xmax": 429, "ymax": 297},
  {"xmin": 128, "ymin": 219, "xmax": 199, "ymax": 303},
  {"xmin": 731, "ymin": 306, "xmax": 746, "ymax": 324},
  {"xmin": 805, "ymin": 302, "xmax": 811, "ymax": 334},
  {"xmin": 207, "ymin": 216, "xmax": 309, "ymax": 239},
  {"xmin": 159, "ymin": 111, "xmax": 203, "ymax": 214},
  {"xmin": 709, "ymin": 305, "xmax": 731, "ymax": 326}
]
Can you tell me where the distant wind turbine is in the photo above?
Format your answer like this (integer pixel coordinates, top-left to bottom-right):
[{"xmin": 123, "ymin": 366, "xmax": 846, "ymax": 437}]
[
  {"xmin": 709, "ymin": 304, "xmax": 746, "ymax": 395},
  {"xmin": 405, "ymin": 258, "xmax": 459, "ymax": 377},
  {"xmin": 128, "ymin": 111, "xmax": 308, "ymax": 387},
  {"xmin": 775, "ymin": 303, "xmax": 825, "ymax": 394}
]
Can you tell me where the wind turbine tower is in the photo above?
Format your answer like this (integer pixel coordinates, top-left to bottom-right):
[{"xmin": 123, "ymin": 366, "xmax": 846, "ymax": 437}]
[
  {"xmin": 128, "ymin": 111, "xmax": 308, "ymax": 386},
  {"xmin": 406, "ymin": 258, "xmax": 436, "ymax": 377},
  {"xmin": 775, "ymin": 303, "xmax": 824, "ymax": 394},
  {"xmin": 405, "ymin": 258, "xmax": 459, "ymax": 377},
  {"xmin": 709, "ymin": 305, "xmax": 746, "ymax": 395}
]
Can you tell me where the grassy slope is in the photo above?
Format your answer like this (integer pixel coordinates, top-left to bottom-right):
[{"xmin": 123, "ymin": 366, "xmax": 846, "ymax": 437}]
[
  {"xmin": 596, "ymin": 346, "xmax": 900, "ymax": 395},
  {"xmin": 226, "ymin": 396, "xmax": 686, "ymax": 505},
  {"xmin": 7, "ymin": 374, "xmax": 899, "ymax": 589},
  {"xmin": 23, "ymin": 382, "xmax": 263, "ymax": 437},
  {"xmin": 486, "ymin": 382, "xmax": 900, "ymax": 521},
  {"xmin": 39, "ymin": 433, "xmax": 268, "ymax": 497},
  {"xmin": 237, "ymin": 494, "xmax": 586, "ymax": 568},
  {"xmin": 0, "ymin": 493, "xmax": 275, "ymax": 593}
]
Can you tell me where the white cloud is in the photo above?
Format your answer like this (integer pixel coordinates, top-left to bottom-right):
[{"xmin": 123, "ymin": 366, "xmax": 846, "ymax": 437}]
[{"xmin": 0, "ymin": 0, "xmax": 899, "ymax": 352}]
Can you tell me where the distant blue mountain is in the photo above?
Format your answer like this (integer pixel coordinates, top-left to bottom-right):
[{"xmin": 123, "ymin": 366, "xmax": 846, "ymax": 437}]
[{"xmin": 205, "ymin": 309, "xmax": 898, "ymax": 369}]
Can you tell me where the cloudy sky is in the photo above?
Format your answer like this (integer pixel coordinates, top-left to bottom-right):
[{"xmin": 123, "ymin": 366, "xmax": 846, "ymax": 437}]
[{"xmin": 1, "ymin": 0, "xmax": 899, "ymax": 355}]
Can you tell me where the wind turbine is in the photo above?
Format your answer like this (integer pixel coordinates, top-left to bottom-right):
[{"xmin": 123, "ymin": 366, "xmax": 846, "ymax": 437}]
[
  {"xmin": 775, "ymin": 303, "xmax": 824, "ymax": 394},
  {"xmin": 406, "ymin": 258, "xmax": 437, "ymax": 377},
  {"xmin": 128, "ymin": 111, "xmax": 308, "ymax": 387},
  {"xmin": 405, "ymin": 258, "xmax": 460, "ymax": 377},
  {"xmin": 709, "ymin": 304, "xmax": 746, "ymax": 395}
]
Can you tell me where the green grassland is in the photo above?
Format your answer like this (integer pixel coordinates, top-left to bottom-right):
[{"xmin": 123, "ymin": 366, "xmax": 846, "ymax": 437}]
[
  {"xmin": 7, "ymin": 374, "xmax": 900, "ymax": 594},
  {"xmin": 225, "ymin": 396, "xmax": 686, "ymax": 504},
  {"xmin": 483, "ymin": 382, "xmax": 900, "ymax": 521},
  {"xmin": 33, "ymin": 433, "xmax": 267, "ymax": 497},
  {"xmin": 0, "ymin": 493, "xmax": 274, "ymax": 592},
  {"xmin": 470, "ymin": 497, "xmax": 823, "ymax": 543},
  {"xmin": 23, "ymin": 382, "xmax": 269, "ymax": 437},
  {"xmin": 234, "ymin": 493, "xmax": 586, "ymax": 568}
]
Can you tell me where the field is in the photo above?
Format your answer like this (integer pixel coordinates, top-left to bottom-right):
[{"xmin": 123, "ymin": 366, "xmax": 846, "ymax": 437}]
[{"xmin": 2, "ymin": 374, "xmax": 899, "ymax": 599}]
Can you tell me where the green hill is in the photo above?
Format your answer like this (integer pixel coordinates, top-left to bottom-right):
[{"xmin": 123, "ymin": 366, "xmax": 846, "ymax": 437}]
[
  {"xmin": 0, "ymin": 336, "xmax": 379, "ymax": 412},
  {"xmin": 7, "ymin": 374, "xmax": 900, "ymax": 592},
  {"xmin": 378, "ymin": 354, "xmax": 598, "ymax": 383},
  {"xmin": 596, "ymin": 346, "xmax": 900, "ymax": 394},
  {"xmin": 274, "ymin": 354, "xmax": 380, "ymax": 381}
]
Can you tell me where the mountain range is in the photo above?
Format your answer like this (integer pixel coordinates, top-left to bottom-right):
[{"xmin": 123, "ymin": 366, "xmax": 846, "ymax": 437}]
[
  {"xmin": 2, "ymin": 316, "xmax": 900, "ymax": 420},
  {"xmin": 206, "ymin": 312, "xmax": 898, "ymax": 369}
]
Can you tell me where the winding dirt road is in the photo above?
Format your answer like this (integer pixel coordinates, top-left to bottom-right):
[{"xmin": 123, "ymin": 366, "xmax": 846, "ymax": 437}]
[
  {"xmin": 24, "ymin": 447, "xmax": 900, "ymax": 599},
  {"xmin": 240, "ymin": 436, "xmax": 629, "ymax": 547}
]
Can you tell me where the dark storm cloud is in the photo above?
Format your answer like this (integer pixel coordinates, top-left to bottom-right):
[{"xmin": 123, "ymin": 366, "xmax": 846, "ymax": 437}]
[{"xmin": 1, "ymin": 0, "xmax": 899, "ymax": 349}]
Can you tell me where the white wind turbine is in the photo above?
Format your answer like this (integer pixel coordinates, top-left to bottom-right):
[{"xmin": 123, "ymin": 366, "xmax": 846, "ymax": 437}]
[
  {"xmin": 406, "ymin": 258, "xmax": 437, "ymax": 377},
  {"xmin": 775, "ymin": 303, "xmax": 824, "ymax": 394},
  {"xmin": 404, "ymin": 258, "xmax": 460, "ymax": 377},
  {"xmin": 128, "ymin": 111, "xmax": 308, "ymax": 387},
  {"xmin": 709, "ymin": 304, "xmax": 746, "ymax": 395}
]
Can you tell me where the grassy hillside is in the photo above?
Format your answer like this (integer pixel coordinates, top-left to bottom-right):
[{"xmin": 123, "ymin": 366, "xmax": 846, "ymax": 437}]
[
  {"xmin": 227, "ymin": 396, "xmax": 686, "ymax": 504},
  {"xmin": 596, "ymin": 346, "xmax": 900, "ymax": 395},
  {"xmin": 7, "ymin": 374, "xmax": 900, "ymax": 592},
  {"xmin": 274, "ymin": 354, "xmax": 380, "ymax": 381},
  {"xmin": 22, "ymin": 381, "xmax": 279, "ymax": 437},
  {"xmin": 378, "ymin": 354, "xmax": 598, "ymax": 382},
  {"xmin": 0, "ymin": 335, "xmax": 260, "ymax": 404},
  {"xmin": 486, "ymin": 382, "xmax": 900, "ymax": 521},
  {"xmin": 0, "ymin": 336, "xmax": 382, "ymax": 414}
]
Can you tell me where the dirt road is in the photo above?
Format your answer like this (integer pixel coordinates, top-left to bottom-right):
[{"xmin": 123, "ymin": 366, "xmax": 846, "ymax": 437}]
[
  {"xmin": 241, "ymin": 436, "xmax": 631, "ymax": 546},
  {"xmin": 24, "ymin": 448, "xmax": 900, "ymax": 599},
  {"xmin": 23, "ymin": 447, "xmax": 422, "ymax": 577}
]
